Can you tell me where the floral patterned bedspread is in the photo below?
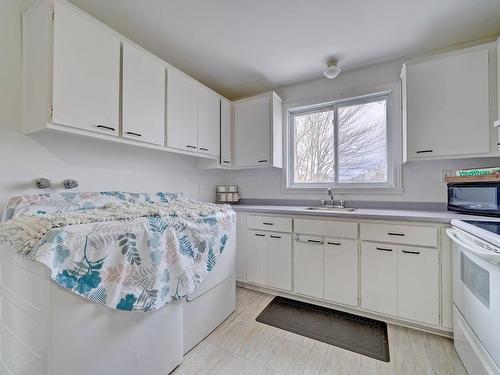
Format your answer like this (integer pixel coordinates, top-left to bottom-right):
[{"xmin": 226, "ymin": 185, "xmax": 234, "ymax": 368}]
[{"xmin": 0, "ymin": 192, "xmax": 235, "ymax": 312}]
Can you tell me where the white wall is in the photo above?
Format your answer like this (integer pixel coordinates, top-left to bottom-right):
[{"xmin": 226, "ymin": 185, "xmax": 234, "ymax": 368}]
[
  {"xmin": 0, "ymin": 2, "xmax": 224, "ymax": 213},
  {"xmin": 225, "ymin": 59, "xmax": 500, "ymax": 203}
]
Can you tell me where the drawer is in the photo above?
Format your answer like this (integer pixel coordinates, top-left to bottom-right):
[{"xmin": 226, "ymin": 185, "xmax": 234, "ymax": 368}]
[
  {"xmin": 295, "ymin": 218, "xmax": 357, "ymax": 239},
  {"xmin": 246, "ymin": 215, "xmax": 292, "ymax": 233},
  {"xmin": 361, "ymin": 223, "xmax": 437, "ymax": 247}
]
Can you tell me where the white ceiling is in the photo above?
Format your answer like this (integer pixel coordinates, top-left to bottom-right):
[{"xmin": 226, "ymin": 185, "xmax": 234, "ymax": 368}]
[{"xmin": 18, "ymin": 0, "xmax": 500, "ymax": 99}]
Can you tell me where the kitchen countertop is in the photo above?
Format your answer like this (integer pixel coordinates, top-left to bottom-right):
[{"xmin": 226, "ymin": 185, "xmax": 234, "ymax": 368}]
[{"xmin": 231, "ymin": 204, "xmax": 490, "ymax": 224}]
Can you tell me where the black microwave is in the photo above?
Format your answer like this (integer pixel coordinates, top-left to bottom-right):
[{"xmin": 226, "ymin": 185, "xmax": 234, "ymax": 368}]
[{"xmin": 448, "ymin": 182, "xmax": 500, "ymax": 217}]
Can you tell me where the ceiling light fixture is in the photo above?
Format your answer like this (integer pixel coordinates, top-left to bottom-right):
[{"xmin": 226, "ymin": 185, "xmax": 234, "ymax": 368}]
[{"xmin": 323, "ymin": 60, "xmax": 341, "ymax": 79}]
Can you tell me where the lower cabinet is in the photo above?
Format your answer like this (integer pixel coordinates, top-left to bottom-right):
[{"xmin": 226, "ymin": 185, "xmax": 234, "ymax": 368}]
[
  {"xmin": 246, "ymin": 231, "xmax": 267, "ymax": 285},
  {"xmin": 268, "ymin": 233, "xmax": 292, "ymax": 290},
  {"xmin": 246, "ymin": 230, "xmax": 291, "ymax": 291},
  {"xmin": 361, "ymin": 242, "xmax": 439, "ymax": 326},
  {"xmin": 293, "ymin": 235, "xmax": 324, "ymax": 299},
  {"xmin": 397, "ymin": 246, "xmax": 439, "ymax": 326},
  {"xmin": 241, "ymin": 214, "xmax": 446, "ymax": 330},
  {"xmin": 361, "ymin": 242, "xmax": 397, "ymax": 316},
  {"xmin": 324, "ymin": 239, "xmax": 358, "ymax": 307}
]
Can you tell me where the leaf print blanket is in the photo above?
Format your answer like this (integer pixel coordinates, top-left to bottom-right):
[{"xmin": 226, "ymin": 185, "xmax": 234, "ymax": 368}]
[{"xmin": 0, "ymin": 192, "xmax": 235, "ymax": 312}]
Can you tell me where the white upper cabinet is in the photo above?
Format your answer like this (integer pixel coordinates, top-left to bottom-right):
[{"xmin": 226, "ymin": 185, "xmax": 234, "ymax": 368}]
[
  {"xmin": 402, "ymin": 45, "xmax": 492, "ymax": 161},
  {"xmin": 220, "ymin": 99, "xmax": 232, "ymax": 166},
  {"xmin": 233, "ymin": 92, "xmax": 283, "ymax": 168},
  {"xmin": 197, "ymin": 85, "xmax": 220, "ymax": 157},
  {"xmin": 166, "ymin": 69, "xmax": 198, "ymax": 152},
  {"xmin": 122, "ymin": 43, "xmax": 165, "ymax": 146},
  {"xmin": 52, "ymin": 1, "xmax": 120, "ymax": 135}
]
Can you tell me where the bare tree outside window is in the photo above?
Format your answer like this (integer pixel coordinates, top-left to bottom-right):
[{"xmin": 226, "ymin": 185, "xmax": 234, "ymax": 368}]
[
  {"xmin": 293, "ymin": 109, "xmax": 334, "ymax": 183},
  {"xmin": 292, "ymin": 96, "xmax": 388, "ymax": 185}
]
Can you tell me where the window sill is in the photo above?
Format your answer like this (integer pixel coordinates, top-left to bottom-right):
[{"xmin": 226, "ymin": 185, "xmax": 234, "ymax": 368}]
[{"xmin": 283, "ymin": 184, "xmax": 404, "ymax": 195}]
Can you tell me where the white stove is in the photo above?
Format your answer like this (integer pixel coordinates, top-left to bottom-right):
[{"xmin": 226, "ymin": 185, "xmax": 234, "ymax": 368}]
[{"xmin": 448, "ymin": 219, "xmax": 500, "ymax": 375}]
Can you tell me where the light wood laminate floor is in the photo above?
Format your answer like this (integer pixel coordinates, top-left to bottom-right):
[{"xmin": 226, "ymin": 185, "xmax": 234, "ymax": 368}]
[{"xmin": 173, "ymin": 287, "xmax": 467, "ymax": 375}]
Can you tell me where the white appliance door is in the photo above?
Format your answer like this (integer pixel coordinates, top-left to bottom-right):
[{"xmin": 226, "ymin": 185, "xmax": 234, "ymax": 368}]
[{"xmin": 448, "ymin": 228, "xmax": 500, "ymax": 370}]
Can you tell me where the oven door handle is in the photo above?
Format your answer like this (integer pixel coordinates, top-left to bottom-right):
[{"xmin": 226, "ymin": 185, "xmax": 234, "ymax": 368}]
[{"xmin": 446, "ymin": 228, "xmax": 500, "ymax": 265}]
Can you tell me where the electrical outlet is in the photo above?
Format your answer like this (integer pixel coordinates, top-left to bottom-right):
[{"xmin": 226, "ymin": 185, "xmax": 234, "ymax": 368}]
[
  {"xmin": 441, "ymin": 169, "xmax": 452, "ymax": 182},
  {"xmin": 198, "ymin": 184, "xmax": 205, "ymax": 195}
]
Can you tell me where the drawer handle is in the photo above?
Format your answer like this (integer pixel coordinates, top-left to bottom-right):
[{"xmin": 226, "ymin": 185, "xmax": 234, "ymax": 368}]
[
  {"xmin": 307, "ymin": 239, "xmax": 323, "ymax": 244},
  {"xmin": 258, "ymin": 160, "xmax": 268, "ymax": 163},
  {"xmin": 270, "ymin": 235, "xmax": 282, "ymax": 239},
  {"xmin": 327, "ymin": 241, "xmax": 341, "ymax": 246},
  {"xmin": 388, "ymin": 232, "xmax": 405, "ymax": 237},
  {"xmin": 402, "ymin": 250, "xmax": 420, "ymax": 255},
  {"xmin": 416, "ymin": 149, "xmax": 433, "ymax": 154},
  {"xmin": 199, "ymin": 147, "xmax": 209, "ymax": 151},
  {"xmin": 125, "ymin": 131, "xmax": 142, "ymax": 137},
  {"xmin": 376, "ymin": 247, "xmax": 393, "ymax": 252},
  {"xmin": 186, "ymin": 145, "xmax": 197, "ymax": 149},
  {"xmin": 96, "ymin": 125, "xmax": 116, "ymax": 131},
  {"xmin": 222, "ymin": 160, "xmax": 230, "ymax": 164},
  {"xmin": 254, "ymin": 233, "xmax": 266, "ymax": 237},
  {"xmin": 262, "ymin": 222, "xmax": 274, "ymax": 226}
]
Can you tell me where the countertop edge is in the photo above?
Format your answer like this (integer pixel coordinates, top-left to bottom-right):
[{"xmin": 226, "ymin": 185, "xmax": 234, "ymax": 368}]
[{"xmin": 231, "ymin": 205, "xmax": 486, "ymax": 224}]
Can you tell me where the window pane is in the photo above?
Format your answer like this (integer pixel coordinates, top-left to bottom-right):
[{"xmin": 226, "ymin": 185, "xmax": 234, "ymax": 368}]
[
  {"xmin": 293, "ymin": 109, "xmax": 334, "ymax": 183},
  {"xmin": 338, "ymin": 99, "xmax": 387, "ymax": 183}
]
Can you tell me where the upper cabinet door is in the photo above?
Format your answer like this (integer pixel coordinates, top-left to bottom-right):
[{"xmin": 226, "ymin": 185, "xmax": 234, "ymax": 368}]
[
  {"xmin": 197, "ymin": 85, "xmax": 220, "ymax": 157},
  {"xmin": 122, "ymin": 43, "xmax": 165, "ymax": 146},
  {"xmin": 166, "ymin": 69, "xmax": 198, "ymax": 152},
  {"xmin": 404, "ymin": 48, "xmax": 490, "ymax": 160},
  {"xmin": 52, "ymin": 1, "xmax": 120, "ymax": 135},
  {"xmin": 220, "ymin": 99, "xmax": 232, "ymax": 166},
  {"xmin": 233, "ymin": 95, "xmax": 272, "ymax": 167}
]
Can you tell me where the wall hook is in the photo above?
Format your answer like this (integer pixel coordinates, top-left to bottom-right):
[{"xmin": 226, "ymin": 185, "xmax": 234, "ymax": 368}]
[
  {"xmin": 35, "ymin": 178, "xmax": 51, "ymax": 189},
  {"xmin": 62, "ymin": 179, "xmax": 79, "ymax": 189}
]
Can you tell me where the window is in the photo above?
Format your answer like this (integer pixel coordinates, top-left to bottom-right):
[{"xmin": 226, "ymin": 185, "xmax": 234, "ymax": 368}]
[{"xmin": 288, "ymin": 92, "xmax": 398, "ymax": 190}]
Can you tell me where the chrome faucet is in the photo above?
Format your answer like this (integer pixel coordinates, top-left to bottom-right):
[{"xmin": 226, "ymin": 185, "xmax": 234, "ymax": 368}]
[
  {"xmin": 327, "ymin": 187, "xmax": 335, "ymax": 206},
  {"xmin": 321, "ymin": 187, "xmax": 345, "ymax": 208}
]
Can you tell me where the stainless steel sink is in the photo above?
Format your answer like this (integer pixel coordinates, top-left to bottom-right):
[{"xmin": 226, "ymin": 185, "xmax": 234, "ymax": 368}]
[{"xmin": 305, "ymin": 206, "xmax": 357, "ymax": 212}]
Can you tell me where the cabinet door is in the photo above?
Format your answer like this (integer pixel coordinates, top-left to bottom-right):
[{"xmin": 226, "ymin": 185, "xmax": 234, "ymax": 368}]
[
  {"xmin": 197, "ymin": 86, "xmax": 220, "ymax": 157},
  {"xmin": 406, "ymin": 49, "xmax": 490, "ymax": 158},
  {"xmin": 122, "ymin": 43, "xmax": 165, "ymax": 145},
  {"xmin": 234, "ymin": 95, "xmax": 271, "ymax": 167},
  {"xmin": 166, "ymin": 69, "xmax": 197, "ymax": 152},
  {"xmin": 246, "ymin": 231, "xmax": 267, "ymax": 285},
  {"xmin": 398, "ymin": 246, "xmax": 439, "ymax": 326},
  {"xmin": 267, "ymin": 233, "xmax": 292, "ymax": 291},
  {"xmin": 52, "ymin": 1, "xmax": 120, "ymax": 135},
  {"xmin": 220, "ymin": 99, "xmax": 232, "ymax": 166},
  {"xmin": 293, "ymin": 236, "xmax": 324, "ymax": 298},
  {"xmin": 235, "ymin": 213, "xmax": 247, "ymax": 282},
  {"xmin": 361, "ymin": 242, "xmax": 397, "ymax": 315},
  {"xmin": 324, "ymin": 239, "xmax": 358, "ymax": 307}
]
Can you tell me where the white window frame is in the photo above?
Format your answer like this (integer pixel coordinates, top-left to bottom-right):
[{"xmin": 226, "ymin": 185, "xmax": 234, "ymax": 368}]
[{"xmin": 284, "ymin": 83, "xmax": 402, "ymax": 193}]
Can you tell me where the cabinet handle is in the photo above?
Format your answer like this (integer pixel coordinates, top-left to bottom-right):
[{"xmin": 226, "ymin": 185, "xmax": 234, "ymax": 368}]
[
  {"xmin": 258, "ymin": 160, "xmax": 268, "ymax": 163},
  {"xmin": 262, "ymin": 222, "xmax": 274, "ymax": 226},
  {"xmin": 402, "ymin": 250, "xmax": 420, "ymax": 255},
  {"xmin": 376, "ymin": 247, "xmax": 393, "ymax": 252},
  {"xmin": 125, "ymin": 131, "xmax": 142, "ymax": 137},
  {"xmin": 416, "ymin": 149, "xmax": 433, "ymax": 154},
  {"xmin": 327, "ymin": 241, "xmax": 341, "ymax": 246},
  {"xmin": 199, "ymin": 147, "xmax": 209, "ymax": 151},
  {"xmin": 270, "ymin": 235, "xmax": 282, "ymax": 239},
  {"xmin": 388, "ymin": 232, "xmax": 405, "ymax": 237},
  {"xmin": 222, "ymin": 160, "xmax": 230, "ymax": 164},
  {"xmin": 96, "ymin": 125, "xmax": 116, "ymax": 131},
  {"xmin": 307, "ymin": 239, "xmax": 323, "ymax": 244},
  {"xmin": 186, "ymin": 145, "xmax": 197, "ymax": 149},
  {"xmin": 254, "ymin": 233, "xmax": 265, "ymax": 237}
]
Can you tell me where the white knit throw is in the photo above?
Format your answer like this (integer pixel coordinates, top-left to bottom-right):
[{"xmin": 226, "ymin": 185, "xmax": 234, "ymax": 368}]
[{"xmin": 0, "ymin": 200, "xmax": 231, "ymax": 256}]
